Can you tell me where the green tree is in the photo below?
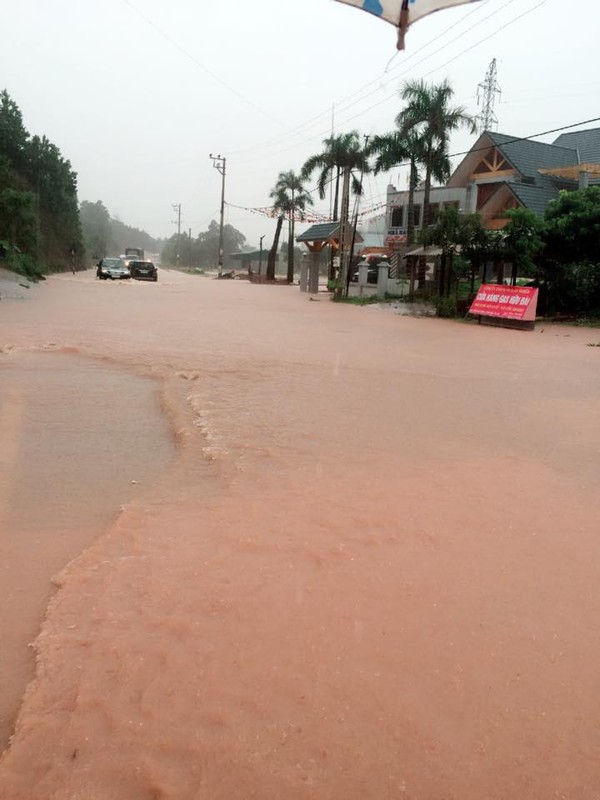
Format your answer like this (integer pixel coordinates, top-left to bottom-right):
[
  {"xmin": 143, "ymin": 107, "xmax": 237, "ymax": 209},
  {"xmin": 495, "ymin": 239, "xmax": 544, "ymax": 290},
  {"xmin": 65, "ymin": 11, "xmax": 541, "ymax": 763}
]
[
  {"xmin": 301, "ymin": 131, "xmax": 368, "ymax": 217},
  {"xmin": 302, "ymin": 132, "xmax": 370, "ymax": 281},
  {"xmin": 161, "ymin": 220, "xmax": 246, "ymax": 269},
  {"xmin": 266, "ymin": 190, "xmax": 286, "ymax": 281},
  {"xmin": 542, "ymin": 187, "xmax": 600, "ymax": 315},
  {"xmin": 421, "ymin": 205, "xmax": 462, "ymax": 296},
  {"xmin": 0, "ymin": 90, "xmax": 29, "ymax": 176},
  {"xmin": 501, "ymin": 207, "xmax": 543, "ymax": 284},
  {"xmin": 0, "ymin": 90, "xmax": 83, "ymax": 274},
  {"xmin": 270, "ymin": 170, "xmax": 313, "ymax": 282},
  {"xmin": 80, "ymin": 200, "xmax": 111, "ymax": 260},
  {"xmin": 368, "ymin": 130, "xmax": 424, "ymax": 246},
  {"xmin": 544, "ymin": 187, "xmax": 600, "ymax": 264},
  {"xmin": 456, "ymin": 213, "xmax": 499, "ymax": 291},
  {"xmin": 398, "ymin": 79, "xmax": 475, "ymax": 228}
]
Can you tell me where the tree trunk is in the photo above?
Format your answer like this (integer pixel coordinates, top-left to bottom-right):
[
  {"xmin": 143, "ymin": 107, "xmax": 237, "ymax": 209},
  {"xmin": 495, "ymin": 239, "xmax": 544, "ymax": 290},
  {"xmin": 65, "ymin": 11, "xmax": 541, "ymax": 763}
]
[
  {"xmin": 333, "ymin": 166, "xmax": 340, "ymax": 221},
  {"xmin": 328, "ymin": 166, "xmax": 341, "ymax": 281},
  {"xmin": 335, "ymin": 167, "xmax": 351, "ymax": 300},
  {"xmin": 438, "ymin": 252, "xmax": 446, "ymax": 297},
  {"xmin": 423, "ymin": 143, "xmax": 433, "ymax": 229},
  {"xmin": 447, "ymin": 252, "xmax": 454, "ymax": 297},
  {"xmin": 287, "ymin": 213, "xmax": 295, "ymax": 283},
  {"xmin": 287, "ymin": 188, "xmax": 296, "ymax": 283},
  {"xmin": 407, "ymin": 158, "xmax": 417, "ymax": 246},
  {"xmin": 267, "ymin": 216, "xmax": 283, "ymax": 280}
]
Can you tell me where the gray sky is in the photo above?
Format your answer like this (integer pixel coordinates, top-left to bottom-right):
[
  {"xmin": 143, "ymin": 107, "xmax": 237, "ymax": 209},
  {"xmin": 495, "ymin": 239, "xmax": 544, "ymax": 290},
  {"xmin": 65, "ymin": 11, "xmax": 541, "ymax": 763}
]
[{"xmin": 4, "ymin": 0, "xmax": 599, "ymax": 249}]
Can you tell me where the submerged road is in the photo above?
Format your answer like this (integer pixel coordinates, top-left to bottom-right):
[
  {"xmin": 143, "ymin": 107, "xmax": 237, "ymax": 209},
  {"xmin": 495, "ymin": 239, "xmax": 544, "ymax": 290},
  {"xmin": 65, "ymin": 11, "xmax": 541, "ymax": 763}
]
[{"xmin": 0, "ymin": 269, "xmax": 598, "ymax": 799}]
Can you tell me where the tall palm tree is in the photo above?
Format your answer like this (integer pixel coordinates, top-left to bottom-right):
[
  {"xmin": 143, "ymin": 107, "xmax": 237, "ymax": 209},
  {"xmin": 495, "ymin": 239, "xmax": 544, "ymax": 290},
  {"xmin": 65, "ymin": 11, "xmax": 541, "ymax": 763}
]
[
  {"xmin": 266, "ymin": 172, "xmax": 313, "ymax": 281},
  {"xmin": 271, "ymin": 170, "xmax": 313, "ymax": 283},
  {"xmin": 368, "ymin": 130, "xmax": 424, "ymax": 247},
  {"xmin": 398, "ymin": 78, "xmax": 476, "ymax": 228},
  {"xmin": 302, "ymin": 131, "xmax": 370, "ymax": 280},
  {"xmin": 301, "ymin": 132, "xmax": 368, "ymax": 214}
]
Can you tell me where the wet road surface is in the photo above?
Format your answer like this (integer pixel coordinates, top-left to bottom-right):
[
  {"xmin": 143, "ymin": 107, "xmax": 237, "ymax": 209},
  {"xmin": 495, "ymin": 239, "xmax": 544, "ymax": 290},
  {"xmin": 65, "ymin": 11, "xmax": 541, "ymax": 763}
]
[{"xmin": 0, "ymin": 269, "xmax": 599, "ymax": 799}]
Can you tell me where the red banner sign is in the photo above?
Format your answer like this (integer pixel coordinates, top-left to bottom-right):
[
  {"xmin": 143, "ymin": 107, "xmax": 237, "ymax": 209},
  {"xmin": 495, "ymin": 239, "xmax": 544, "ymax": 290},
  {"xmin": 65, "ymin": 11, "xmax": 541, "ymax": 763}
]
[
  {"xmin": 469, "ymin": 284, "xmax": 538, "ymax": 321},
  {"xmin": 385, "ymin": 234, "xmax": 407, "ymax": 247}
]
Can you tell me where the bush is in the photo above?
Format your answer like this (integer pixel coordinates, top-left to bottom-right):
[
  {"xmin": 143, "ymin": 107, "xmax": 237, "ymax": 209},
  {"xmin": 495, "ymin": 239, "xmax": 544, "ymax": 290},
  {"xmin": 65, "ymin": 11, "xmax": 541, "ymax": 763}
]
[
  {"xmin": 545, "ymin": 262, "xmax": 600, "ymax": 316},
  {"xmin": 435, "ymin": 295, "xmax": 458, "ymax": 318},
  {"xmin": 0, "ymin": 241, "xmax": 41, "ymax": 280}
]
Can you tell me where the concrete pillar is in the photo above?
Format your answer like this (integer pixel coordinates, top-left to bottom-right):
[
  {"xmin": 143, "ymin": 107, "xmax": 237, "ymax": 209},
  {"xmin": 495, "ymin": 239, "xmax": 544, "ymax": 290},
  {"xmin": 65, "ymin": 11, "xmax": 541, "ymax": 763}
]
[
  {"xmin": 377, "ymin": 262, "xmax": 388, "ymax": 299},
  {"xmin": 358, "ymin": 260, "xmax": 369, "ymax": 286},
  {"xmin": 308, "ymin": 251, "xmax": 320, "ymax": 294},
  {"xmin": 299, "ymin": 256, "xmax": 309, "ymax": 292},
  {"xmin": 357, "ymin": 259, "xmax": 369, "ymax": 298},
  {"xmin": 579, "ymin": 171, "xmax": 589, "ymax": 190}
]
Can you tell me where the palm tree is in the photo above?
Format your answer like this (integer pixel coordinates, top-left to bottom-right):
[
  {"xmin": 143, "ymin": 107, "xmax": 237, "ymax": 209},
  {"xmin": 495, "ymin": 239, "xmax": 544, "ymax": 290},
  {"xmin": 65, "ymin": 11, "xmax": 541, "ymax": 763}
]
[
  {"xmin": 270, "ymin": 170, "xmax": 313, "ymax": 283},
  {"xmin": 398, "ymin": 78, "xmax": 476, "ymax": 228},
  {"xmin": 368, "ymin": 130, "xmax": 424, "ymax": 247},
  {"xmin": 302, "ymin": 131, "xmax": 370, "ymax": 280},
  {"xmin": 301, "ymin": 131, "xmax": 368, "ymax": 216}
]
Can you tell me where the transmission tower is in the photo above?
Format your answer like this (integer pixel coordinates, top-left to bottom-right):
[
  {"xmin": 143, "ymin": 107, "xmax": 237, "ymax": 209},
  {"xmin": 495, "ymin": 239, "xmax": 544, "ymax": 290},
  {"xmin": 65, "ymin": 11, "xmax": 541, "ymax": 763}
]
[{"xmin": 476, "ymin": 58, "xmax": 501, "ymax": 134}]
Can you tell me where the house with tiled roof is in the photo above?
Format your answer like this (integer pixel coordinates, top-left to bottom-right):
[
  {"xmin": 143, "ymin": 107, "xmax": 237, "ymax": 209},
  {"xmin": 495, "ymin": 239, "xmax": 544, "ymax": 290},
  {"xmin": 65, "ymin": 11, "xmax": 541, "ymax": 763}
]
[
  {"xmin": 445, "ymin": 129, "xmax": 600, "ymax": 228},
  {"xmin": 385, "ymin": 127, "xmax": 600, "ymax": 248}
]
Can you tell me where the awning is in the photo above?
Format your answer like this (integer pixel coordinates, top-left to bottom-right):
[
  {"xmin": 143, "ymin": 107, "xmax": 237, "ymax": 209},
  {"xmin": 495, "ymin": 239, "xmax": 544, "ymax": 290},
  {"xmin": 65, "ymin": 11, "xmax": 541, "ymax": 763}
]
[{"xmin": 403, "ymin": 245, "xmax": 444, "ymax": 257}]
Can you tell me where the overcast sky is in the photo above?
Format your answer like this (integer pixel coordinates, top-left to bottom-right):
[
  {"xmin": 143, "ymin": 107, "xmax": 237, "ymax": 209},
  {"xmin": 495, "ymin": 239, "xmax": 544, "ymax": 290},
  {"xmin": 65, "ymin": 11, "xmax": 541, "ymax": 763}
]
[{"xmin": 3, "ymin": 0, "xmax": 599, "ymax": 250}]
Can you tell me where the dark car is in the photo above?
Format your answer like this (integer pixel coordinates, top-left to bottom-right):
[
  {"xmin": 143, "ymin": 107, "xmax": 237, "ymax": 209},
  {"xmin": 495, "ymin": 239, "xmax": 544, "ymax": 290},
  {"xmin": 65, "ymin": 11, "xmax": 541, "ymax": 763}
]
[
  {"xmin": 96, "ymin": 257, "xmax": 131, "ymax": 280},
  {"xmin": 129, "ymin": 260, "xmax": 158, "ymax": 282}
]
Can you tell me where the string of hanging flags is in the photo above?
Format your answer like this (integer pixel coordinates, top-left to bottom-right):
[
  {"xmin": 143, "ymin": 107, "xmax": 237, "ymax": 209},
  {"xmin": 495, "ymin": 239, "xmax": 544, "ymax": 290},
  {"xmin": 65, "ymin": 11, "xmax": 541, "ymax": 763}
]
[
  {"xmin": 225, "ymin": 201, "xmax": 386, "ymax": 223},
  {"xmin": 334, "ymin": 0, "xmax": 483, "ymax": 49}
]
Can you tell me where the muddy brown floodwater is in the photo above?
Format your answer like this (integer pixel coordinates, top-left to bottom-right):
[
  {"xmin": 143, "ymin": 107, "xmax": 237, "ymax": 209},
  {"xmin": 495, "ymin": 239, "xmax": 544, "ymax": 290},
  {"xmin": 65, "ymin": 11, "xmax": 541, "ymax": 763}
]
[{"xmin": 0, "ymin": 269, "xmax": 599, "ymax": 799}]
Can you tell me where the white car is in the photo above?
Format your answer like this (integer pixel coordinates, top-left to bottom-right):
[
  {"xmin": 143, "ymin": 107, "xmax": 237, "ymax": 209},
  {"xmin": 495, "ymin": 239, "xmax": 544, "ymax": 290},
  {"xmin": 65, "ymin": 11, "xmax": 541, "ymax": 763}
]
[{"xmin": 96, "ymin": 257, "xmax": 131, "ymax": 280}]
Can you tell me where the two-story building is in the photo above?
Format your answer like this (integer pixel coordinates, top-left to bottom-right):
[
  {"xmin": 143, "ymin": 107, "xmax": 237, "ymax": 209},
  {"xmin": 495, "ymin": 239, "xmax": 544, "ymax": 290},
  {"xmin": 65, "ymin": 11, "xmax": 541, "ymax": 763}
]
[{"xmin": 385, "ymin": 127, "xmax": 600, "ymax": 256}]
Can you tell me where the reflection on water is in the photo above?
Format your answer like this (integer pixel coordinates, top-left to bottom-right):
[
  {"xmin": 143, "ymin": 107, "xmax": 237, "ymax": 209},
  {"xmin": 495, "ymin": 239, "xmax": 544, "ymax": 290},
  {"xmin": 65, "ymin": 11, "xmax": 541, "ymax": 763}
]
[{"xmin": 0, "ymin": 352, "xmax": 175, "ymax": 749}]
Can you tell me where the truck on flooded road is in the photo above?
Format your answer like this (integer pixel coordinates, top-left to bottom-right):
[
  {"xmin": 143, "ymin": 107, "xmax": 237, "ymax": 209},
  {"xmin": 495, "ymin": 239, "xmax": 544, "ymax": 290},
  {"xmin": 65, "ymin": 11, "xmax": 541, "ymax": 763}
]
[{"xmin": 123, "ymin": 248, "xmax": 145, "ymax": 269}]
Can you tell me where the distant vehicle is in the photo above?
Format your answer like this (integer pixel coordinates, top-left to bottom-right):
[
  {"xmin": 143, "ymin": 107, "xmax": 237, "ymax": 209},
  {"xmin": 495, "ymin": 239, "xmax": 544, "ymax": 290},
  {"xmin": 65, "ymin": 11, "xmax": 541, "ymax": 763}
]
[
  {"xmin": 129, "ymin": 260, "xmax": 158, "ymax": 282},
  {"xmin": 96, "ymin": 257, "xmax": 131, "ymax": 280},
  {"xmin": 123, "ymin": 247, "xmax": 145, "ymax": 269},
  {"xmin": 125, "ymin": 247, "xmax": 144, "ymax": 259}
]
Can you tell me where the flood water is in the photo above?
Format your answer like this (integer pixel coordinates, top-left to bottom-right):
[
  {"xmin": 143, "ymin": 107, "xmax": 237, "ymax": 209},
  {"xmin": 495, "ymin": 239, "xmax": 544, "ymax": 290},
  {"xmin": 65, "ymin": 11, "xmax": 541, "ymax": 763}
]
[
  {"xmin": 0, "ymin": 351, "xmax": 175, "ymax": 748},
  {"xmin": 0, "ymin": 270, "xmax": 599, "ymax": 799}
]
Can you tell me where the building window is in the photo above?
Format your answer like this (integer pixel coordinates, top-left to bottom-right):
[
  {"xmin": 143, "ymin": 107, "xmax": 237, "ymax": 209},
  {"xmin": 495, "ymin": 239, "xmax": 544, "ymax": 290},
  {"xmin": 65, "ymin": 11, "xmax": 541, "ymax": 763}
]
[
  {"xmin": 391, "ymin": 206, "xmax": 404, "ymax": 228},
  {"xmin": 413, "ymin": 205, "xmax": 422, "ymax": 227}
]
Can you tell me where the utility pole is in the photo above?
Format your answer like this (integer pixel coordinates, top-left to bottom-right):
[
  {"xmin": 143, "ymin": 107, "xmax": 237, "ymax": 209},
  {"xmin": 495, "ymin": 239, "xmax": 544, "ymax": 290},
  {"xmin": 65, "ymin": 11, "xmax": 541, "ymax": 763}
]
[
  {"xmin": 172, "ymin": 203, "xmax": 181, "ymax": 236},
  {"xmin": 334, "ymin": 166, "xmax": 351, "ymax": 301},
  {"xmin": 476, "ymin": 58, "xmax": 501, "ymax": 134},
  {"xmin": 259, "ymin": 234, "xmax": 265, "ymax": 275},
  {"xmin": 188, "ymin": 227, "xmax": 192, "ymax": 271},
  {"xmin": 172, "ymin": 203, "xmax": 182, "ymax": 267},
  {"xmin": 210, "ymin": 154, "xmax": 226, "ymax": 276}
]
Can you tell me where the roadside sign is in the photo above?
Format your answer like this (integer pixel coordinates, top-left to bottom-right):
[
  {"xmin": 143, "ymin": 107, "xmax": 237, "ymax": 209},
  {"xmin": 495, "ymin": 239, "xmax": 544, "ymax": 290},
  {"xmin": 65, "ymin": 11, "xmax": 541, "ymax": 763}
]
[{"xmin": 469, "ymin": 284, "xmax": 538, "ymax": 322}]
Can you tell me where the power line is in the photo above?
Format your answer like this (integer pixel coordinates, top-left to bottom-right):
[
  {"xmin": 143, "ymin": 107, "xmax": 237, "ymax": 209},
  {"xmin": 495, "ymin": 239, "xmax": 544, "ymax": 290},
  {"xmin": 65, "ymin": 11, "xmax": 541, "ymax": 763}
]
[
  {"xmin": 233, "ymin": 115, "xmax": 600, "ymax": 209},
  {"xmin": 230, "ymin": 0, "xmax": 515, "ymax": 161},
  {"xmin": 327, "ymin": 0, "xmax": 549, "ymax": 135},
  {"xmin": 228, "ymin": 0, "xmax": 496, "ymax": 159},
  {"xmin": 120, "ymin": 0, "xmax": 290, "ymax": 130},
  {"xmin": 230, "ymin": 0, "xmax": 547, "ymax": 170}
]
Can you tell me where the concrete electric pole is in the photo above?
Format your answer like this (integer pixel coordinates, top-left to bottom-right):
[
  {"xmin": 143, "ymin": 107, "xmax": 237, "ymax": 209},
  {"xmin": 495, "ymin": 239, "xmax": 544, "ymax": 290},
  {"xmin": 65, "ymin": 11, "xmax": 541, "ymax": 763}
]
[
  {"xmin": 172, "ymin": 203, "xmax": 182, "ymax": 236},
  {"xmin": 210, "ymin": 154, "xmax": 226, "ymax": 276},
  {"xmin": 259, "ymin": 234, "xmax": 265, "ymax": 275},
  {"xmin": 476, "ymin": 58, "xmax": 501, "ymax": 134},
  {"xmin": 172, "ymin": 203, "xmax": 182, "ymax": 267}
]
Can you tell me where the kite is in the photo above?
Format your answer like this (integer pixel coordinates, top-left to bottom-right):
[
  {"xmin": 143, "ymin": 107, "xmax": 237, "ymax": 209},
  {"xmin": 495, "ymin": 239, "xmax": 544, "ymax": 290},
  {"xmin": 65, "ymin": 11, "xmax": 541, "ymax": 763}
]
[{"xmin": 335, "ymin": 0, "xmax": 483, "ymax": 49}]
